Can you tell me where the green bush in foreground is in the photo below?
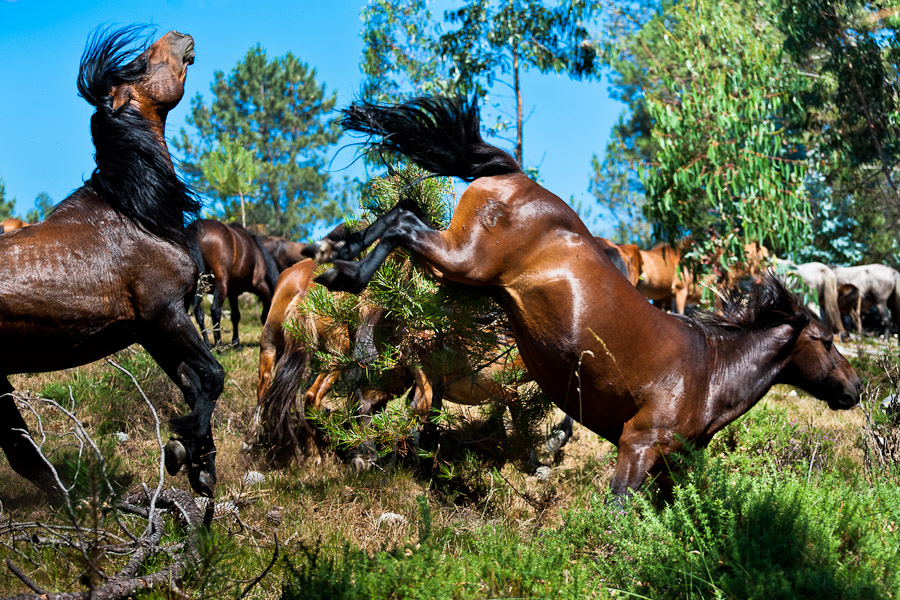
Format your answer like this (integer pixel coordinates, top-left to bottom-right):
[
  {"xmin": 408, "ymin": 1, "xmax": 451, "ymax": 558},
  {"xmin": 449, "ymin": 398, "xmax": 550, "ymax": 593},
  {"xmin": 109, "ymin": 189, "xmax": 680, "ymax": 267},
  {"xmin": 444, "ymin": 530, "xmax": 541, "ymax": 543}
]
[{"xmin": 282, "ymin": 443, "xmax": 900, "ymax": 600}]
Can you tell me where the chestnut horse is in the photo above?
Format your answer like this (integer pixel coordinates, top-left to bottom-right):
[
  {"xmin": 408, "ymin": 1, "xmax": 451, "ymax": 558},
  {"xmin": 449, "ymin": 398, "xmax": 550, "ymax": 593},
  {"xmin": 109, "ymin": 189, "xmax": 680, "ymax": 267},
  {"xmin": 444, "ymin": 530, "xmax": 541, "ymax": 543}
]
[
  {"xmin": 636, "ymin": 243, "xmax": 699, "ymax": 313},
  {"xmin": 304, "ymin": 96, "xmax": 859, "ymax": 498},
  {"xmin": 189, "ymin": 219, "xmax": 280, "ymax": 347},
  {"xmin": 595, "ymin": 238, "xmax": 643, "ymax": 287},
  {"xmin": 0, "ymin": 27, "xmax": 223, "ymax": 497},
  {"xmin": 1, "ymin": 218, "xmax": 29, "ymax": 233},
  {"xmin": 253, "ymin": 258, "xmax": 573, "ymax": 466}
]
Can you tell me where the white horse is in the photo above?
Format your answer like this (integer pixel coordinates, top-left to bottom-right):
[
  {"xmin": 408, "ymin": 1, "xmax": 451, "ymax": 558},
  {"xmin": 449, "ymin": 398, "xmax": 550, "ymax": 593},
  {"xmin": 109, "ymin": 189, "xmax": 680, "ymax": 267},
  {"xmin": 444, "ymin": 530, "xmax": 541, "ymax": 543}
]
[
  {"xmin": 832, "ymin": 264, "xmax": 900, "ymax": 338},
  {"xmin": 776, "ymin": 260, "xmax": 845, "ymax": 337}
]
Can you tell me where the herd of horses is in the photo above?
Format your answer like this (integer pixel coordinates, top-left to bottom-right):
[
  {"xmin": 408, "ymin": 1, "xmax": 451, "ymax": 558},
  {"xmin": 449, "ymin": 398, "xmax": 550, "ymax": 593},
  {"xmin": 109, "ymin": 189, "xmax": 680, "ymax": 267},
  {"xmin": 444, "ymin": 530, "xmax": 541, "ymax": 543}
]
[
  {"xmin": 783, "ymin": 260, "xmax": 900, "ymax": 340},
  {"xmin": 0, "ymin": 27, "xmax": 862, "ymax": 503}
]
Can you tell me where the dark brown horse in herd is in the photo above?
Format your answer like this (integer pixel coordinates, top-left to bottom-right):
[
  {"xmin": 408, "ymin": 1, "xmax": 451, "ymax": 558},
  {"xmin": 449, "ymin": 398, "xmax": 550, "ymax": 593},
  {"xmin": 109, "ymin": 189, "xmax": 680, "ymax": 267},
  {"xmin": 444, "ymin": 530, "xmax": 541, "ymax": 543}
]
[
  {"xmin": 0, "ymin": 27, "xmax": 222, "ymax": 497},
  {"xmin": 303, "ymin": 96, "xmax": 859, "ymax": 498},
  {"xmin": 189, "ymin": 219, "xmax": 280, "ymax": 347}
]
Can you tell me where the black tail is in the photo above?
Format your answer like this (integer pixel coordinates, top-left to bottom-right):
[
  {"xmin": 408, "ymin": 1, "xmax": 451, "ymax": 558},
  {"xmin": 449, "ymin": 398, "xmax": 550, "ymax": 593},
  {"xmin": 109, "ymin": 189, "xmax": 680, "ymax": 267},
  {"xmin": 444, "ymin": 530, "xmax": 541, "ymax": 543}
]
[
  {"xmin": 340, "ymin": 96, "xmax": 522, "ymax": 182},
  {"xmin": 261, "ymin": 336, "xmax": 312, "ymax": 464},
  {"xmin": 252, "ymin": 232, "xmax": 282, "ymax": 296}
]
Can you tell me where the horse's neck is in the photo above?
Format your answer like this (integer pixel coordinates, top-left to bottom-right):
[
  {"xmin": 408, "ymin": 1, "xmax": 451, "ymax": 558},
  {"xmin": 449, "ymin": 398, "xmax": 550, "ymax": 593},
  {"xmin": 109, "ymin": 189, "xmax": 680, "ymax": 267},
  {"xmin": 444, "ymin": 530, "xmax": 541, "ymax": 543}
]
[
  {"xmin": 146, "ymin": 114, "xmax": 174, "ymax": 168},
  {"xmin": 704, "ymin": 329, "xmax": 788, "ymax": 433}
]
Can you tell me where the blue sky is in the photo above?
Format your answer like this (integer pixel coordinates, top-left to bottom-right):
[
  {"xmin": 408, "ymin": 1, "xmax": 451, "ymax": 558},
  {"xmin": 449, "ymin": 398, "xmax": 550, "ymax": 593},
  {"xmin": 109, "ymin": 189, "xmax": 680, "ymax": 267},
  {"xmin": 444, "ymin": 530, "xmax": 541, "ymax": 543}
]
[{"xmin": 0, "ymin": 0, "xmax": 624, "ymax": 237}]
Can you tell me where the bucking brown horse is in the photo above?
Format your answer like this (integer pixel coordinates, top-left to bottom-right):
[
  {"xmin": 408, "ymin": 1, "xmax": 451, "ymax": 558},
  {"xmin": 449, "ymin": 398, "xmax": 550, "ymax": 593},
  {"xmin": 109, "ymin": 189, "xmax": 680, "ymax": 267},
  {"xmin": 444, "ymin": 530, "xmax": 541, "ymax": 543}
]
[{"xmin": 304, "ymin": 96, "xmax": 859, "ymax": 499}]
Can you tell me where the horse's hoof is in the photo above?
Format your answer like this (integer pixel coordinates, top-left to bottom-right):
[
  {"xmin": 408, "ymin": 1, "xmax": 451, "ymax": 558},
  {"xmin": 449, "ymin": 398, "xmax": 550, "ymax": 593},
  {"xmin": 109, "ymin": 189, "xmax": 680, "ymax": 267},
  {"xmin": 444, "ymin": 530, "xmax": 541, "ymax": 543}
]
[
  {"xmin": 314, "ymin": 270, "xmax": 366, "ymax": 294},
  {"xmin": 314, "ymin": 268, "xmax": 340, "ymax": 288},
  {"xmin": 350, "ymin": 456, "xmax": 371, "ymax": 472},
  {"xmin": 189, "ymin": 469, "xmax": 216, "ymax": 498},
  {"xmin": 546, "ymin": 430, "xmax": 568, "ymax": 454},
  {"xmin": 164, "ymin": 440, "xmax": 187, "ymax": 476}
]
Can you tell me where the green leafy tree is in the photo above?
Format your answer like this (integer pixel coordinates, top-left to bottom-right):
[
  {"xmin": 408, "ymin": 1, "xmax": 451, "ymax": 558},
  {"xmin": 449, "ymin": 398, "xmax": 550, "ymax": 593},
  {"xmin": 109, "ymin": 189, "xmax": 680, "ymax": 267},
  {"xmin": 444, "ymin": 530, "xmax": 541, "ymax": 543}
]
[
  {"xmin": 199, "ymin": 140, "xmax": 259, "ymax": 228},
  {"xmin": 638, "ymin": 0, "xmax": 811, "ymax": 271},
  {"xmin": 361, "ymin": 0, "xmax": 602, "ymax": 166},
  {"xmin": 779, "ymin": 0, "xmax": 900, "ymax": 266},
  {"xmin": 25, "ymin": 192, "xmax": 54, "ymax": 223},
  {"xmin": 0, "ymin": 177, "xmax": 16, "ymax": 221},
  {"xmin": 175, "ymin": 46, "xmax": 346, "ymax": 237},
  {"xmin": 594, "ymin": 0, "xmax": 813, "ymax": 273}
]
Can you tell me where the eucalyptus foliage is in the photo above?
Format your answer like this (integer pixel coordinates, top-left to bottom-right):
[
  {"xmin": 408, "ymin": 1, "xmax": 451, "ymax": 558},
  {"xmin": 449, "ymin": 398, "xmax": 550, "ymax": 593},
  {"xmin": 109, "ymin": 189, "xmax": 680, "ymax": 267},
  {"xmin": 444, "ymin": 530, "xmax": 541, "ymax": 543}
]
[
  {"xmin": 597, "ymin": 0, "xmax": 900, "ymax": 268},
  {"xmin": 638, "ymin": 0, "xmax": 810, "ymax": 272},
  {"xmin": 779, "ymin": 0, "xmax": 900, "ymax": 266}
]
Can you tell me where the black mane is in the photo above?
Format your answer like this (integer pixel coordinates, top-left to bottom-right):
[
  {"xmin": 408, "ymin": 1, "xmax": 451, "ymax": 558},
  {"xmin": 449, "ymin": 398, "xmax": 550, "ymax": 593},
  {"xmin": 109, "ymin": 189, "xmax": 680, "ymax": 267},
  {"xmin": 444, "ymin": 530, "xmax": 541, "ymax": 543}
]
[
  {"xmin": 683, "ymin": 273, "xmax": 811, "ymax": 335},
  {"xmin": 77, "ymin": 25, "xmax": 200, "ymax": 244}
]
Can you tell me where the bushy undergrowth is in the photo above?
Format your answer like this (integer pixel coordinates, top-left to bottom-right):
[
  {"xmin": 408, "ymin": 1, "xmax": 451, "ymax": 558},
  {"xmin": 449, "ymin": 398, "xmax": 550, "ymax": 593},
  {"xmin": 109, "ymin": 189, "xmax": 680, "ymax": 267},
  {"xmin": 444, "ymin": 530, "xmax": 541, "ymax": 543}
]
[
  {"xmin": 282, "ymin": 444, "xmax": 900, "ymax": 600},
  {"xmin": 4, "ymin": 301, "xmax": 900, "ymax": 599}
]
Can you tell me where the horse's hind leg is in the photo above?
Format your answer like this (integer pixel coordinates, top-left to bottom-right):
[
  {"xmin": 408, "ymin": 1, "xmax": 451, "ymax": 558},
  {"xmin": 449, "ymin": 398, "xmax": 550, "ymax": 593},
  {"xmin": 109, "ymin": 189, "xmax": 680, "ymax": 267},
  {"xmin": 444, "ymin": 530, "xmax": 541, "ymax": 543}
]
[
  {"xmin": 228, "ymin": 293, "xmax": 242, "ymax": 346},
  {"xmin": 141, "ymin": 312, "xmax": 225, "ymax": 497},
  {"xmin": 0, "ymin": 378, "xmax": 60, "ymax": 495}
]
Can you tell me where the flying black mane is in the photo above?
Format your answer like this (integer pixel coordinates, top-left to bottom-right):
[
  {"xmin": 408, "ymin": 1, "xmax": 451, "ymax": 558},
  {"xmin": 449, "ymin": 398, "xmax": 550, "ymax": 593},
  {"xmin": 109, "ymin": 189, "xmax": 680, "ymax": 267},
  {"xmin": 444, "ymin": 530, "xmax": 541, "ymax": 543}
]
[
  {"xmin": 77, "ymin": 24, "xmax": 200, "ymax": 244},
  {"xmin": 684, "ymin": 273, "xmax": 811, "ymax": 335}
]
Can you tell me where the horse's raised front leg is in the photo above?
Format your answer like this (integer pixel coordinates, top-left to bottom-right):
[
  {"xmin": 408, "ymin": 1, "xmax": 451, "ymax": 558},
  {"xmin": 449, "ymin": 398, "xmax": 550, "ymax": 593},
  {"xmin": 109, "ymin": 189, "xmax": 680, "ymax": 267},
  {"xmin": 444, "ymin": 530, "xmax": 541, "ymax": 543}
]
[
  {"xmin": 304, "ymin": 203, "xmax": 411, "ymax": 265},
  {"xmin": 0, "ymin": 378, "xmax": 61, "ymax": 495},
  {"xmin": 313, "ymin": 205, "xmax": 492, "ymax": 294},
  {"xmin": 140, "ymin": 309, "xmax": 225, "ymax": 497}
]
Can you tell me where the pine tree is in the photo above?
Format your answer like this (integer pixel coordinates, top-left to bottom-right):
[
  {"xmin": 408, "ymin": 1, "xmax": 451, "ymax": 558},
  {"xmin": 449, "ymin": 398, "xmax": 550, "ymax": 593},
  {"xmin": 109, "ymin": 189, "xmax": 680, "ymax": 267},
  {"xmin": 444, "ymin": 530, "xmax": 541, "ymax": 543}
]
[{"xmin": 175, "ymin": 46, "xmax": 347, "ymax": 237}]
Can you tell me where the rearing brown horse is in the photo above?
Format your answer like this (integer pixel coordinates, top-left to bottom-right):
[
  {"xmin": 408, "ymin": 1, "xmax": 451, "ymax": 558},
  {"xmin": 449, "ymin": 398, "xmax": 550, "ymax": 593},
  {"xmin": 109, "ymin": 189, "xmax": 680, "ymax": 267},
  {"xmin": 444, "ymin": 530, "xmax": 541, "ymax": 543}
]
[
  {"xmin": 304, "ymin": 96, "xmax": 859, "ymax": 498},
  {"xmin": 0, "ymin": 26, "xmax": 223, "ymax": 497}
]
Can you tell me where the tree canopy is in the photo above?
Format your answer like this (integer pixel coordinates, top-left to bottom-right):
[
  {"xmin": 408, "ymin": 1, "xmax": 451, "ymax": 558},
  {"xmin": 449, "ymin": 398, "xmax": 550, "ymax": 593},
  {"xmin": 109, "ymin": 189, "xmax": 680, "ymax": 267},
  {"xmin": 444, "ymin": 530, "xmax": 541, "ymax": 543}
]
[
  {"xmin": 594, "ymin": 0, "xmax": 900, "ymax": 271},
  {"xmin": 361, "ymin": 0, "xmax": 603, "ymax": 167},
  {"xmin": 175, "ymin": 46, "xmax": 348, "ymax": 238}
]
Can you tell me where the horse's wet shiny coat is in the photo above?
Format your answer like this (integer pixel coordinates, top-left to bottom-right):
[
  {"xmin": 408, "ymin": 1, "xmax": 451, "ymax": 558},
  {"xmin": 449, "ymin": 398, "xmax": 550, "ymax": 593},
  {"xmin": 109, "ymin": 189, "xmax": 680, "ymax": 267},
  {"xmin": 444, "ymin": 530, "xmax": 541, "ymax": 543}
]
[
  {"xmin": 307, "ymin": 96, "xmax": 860, "ymax": 497},
  {"xmin": 0, "ymin": 28, "xmax": 223, "ymax": 497}
]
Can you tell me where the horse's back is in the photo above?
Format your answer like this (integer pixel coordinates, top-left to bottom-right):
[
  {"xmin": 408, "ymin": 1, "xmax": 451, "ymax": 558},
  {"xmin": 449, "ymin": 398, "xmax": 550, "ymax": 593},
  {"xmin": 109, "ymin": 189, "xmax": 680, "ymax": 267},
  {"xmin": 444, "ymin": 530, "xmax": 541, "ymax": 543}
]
[
  {"xmin": 834, "ymin": 263, "xmax": 900, "ymax": 297},
  {"xmin": 637, "ymin": 244, "xmax": 679, "ymax": 300}
]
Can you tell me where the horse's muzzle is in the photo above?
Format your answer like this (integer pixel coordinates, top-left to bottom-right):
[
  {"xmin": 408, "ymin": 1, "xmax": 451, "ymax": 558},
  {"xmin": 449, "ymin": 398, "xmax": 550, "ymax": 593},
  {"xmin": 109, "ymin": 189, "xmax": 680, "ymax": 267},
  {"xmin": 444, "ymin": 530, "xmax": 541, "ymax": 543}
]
[{"xmin": 829, "ymin": 378, "xmax": 861, "ymax": 410}]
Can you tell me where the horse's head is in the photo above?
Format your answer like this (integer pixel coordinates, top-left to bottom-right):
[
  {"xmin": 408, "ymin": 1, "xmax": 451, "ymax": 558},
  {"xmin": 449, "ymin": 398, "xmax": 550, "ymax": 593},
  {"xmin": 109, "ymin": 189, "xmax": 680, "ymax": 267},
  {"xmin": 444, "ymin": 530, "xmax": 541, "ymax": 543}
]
[
  {"xmin": 778, "ymin": 303, "xmax": 860, "ymax": 410},
  {"xmin": 79, "ymin": 26, "xmax": 194, "ymax": 124},
  {"xmin": 116, "ymin": 30, "xmax": 194, "ymax": 118}
]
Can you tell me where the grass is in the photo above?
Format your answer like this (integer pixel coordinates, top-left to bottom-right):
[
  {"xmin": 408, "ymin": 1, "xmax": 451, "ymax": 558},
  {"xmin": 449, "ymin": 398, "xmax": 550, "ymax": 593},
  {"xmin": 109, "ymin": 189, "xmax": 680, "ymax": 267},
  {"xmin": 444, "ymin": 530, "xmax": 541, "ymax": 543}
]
[{"xmin": 1, "ymin": 296, "xmax": 899, "ymax": 599}]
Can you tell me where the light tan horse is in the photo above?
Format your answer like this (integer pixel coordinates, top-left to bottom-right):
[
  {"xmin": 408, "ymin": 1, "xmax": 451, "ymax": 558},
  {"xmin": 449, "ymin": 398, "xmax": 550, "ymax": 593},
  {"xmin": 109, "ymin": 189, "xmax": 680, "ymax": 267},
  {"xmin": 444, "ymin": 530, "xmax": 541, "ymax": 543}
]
[{"xmin": 0, "ymin": 218, "xmax": 29, "ymax": 233}]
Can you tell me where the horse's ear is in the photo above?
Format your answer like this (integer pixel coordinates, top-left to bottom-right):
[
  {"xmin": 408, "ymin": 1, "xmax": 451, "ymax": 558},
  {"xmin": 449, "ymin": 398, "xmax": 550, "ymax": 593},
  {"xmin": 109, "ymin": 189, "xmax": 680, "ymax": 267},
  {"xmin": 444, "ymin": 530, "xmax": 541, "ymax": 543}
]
[{"xmin": 110, "ymin": 85, "xmax": 133, "ymax": 112}]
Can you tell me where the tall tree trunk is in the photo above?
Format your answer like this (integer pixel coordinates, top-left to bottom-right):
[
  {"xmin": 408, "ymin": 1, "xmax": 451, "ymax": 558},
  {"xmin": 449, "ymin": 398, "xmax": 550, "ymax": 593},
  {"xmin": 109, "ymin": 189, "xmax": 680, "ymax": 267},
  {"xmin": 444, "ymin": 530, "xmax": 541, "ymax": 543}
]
[{"xmin": 513, "ymin": 44, "xmax": 523, "ymax": 167}]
